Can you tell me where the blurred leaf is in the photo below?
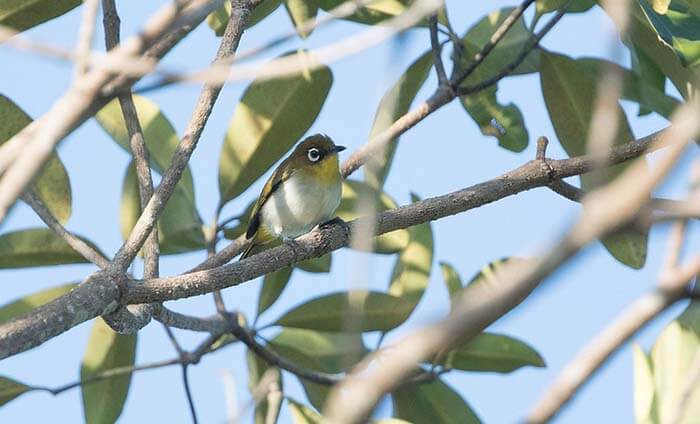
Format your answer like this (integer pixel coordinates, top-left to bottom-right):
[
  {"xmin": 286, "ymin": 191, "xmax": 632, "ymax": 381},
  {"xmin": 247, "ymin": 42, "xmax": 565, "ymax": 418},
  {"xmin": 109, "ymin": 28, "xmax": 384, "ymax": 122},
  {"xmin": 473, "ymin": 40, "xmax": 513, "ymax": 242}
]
[
  {"xmin": 0, "ymin": 283, "xmax": 77, "ymax": 324},
  {"xmin": 630, "ymin": 44, "xmax": 667, "ymax": 116},
  {"xmin": 207, "ymin": 0, "xmax": 282, "ymax": 35},
  {"xmin": 465, "ymin": 257, "xmax": 532, "ymax": 289},
  {"xmin": 120, "ymin": 162, "xmax": 205, "ymax": 255},
  {"xmin": 96, "ymin": 94, "xmax": 195, "ymax": 203},
  {"xmin": 318, "ymin": 0, "xmax": 432, "ymax": 26},
  {"xmin": 274, "ymin": 290, "xmax": 413, "ymax": 332},
  {"xmin": 0, "ymin": 376, "xmax": 30, "ymax": 406},
  {"xmin": 258, "ymin": 266, "xmax": 294, "ymax": 317},
  {"xmin": 392, "ymin": 378, "xmax": 481, "ymax": 424},
  {"xmin": 284, "ymin": 0, "xmax": 318, "ymax": 38},
  {"xmin": 365, "ymin": 52, "xmax": 433, "ymax": 189},
  {"xmin": 81, "ymin": 318, "xmax": 136, "ymax": 424},
  {"xmin": 223, "ymin": 200, "xmax": 256, "ymax": 240},
  {"xmin": 0, "ymin": 0, "xmax": 80, "ymax": 32},
  {"xmin": 649, "ymin": 303, "xmax": 700, "ymax": 424},
  {"xmin": 433, "ymin": 332, "xmax": 545, "ymax": 373},
  {"xmin": 633, "ymin": 344, "xmax": 659, "ymax": 424},
  {"xmin": 649, "ymin": 0, "xmax": 672, "ymax": 14},
  {"xmin": 640, "ymin": 1, "xmax": 700, "ymax": 67},
  {"xmin": 288, "ymin": 398, "xmax": 322, "ymax": 423},
  {"xmin": 536, "ymin": 0, "xmax": 595, "ymax": 15},
  {"xmin": 373, "ymin": 420, "xmax": 413, "ymax": 424},
  {"xmin": 297, "ymin": 253, "xmax": 332, "ymax": 273},
  {"xmin": 247, "ymin": 349, "xmax": 282, "ymax": 424},
  {"xmin": 336, "ymin": 180, "xmax": 410, "ymax": 254},
  {"xmin": 540, "ymin": 52, "xmax": 649, "ymax": 269},
  {"xmin": 388, "ymin": 193, "xmax": 433, "ymax": 308},
  {"xmin": 440, "ymin": 262, "xmax": 463, "ymax": 302},
  {"xmin": 218, "ymin": 51, "xmax": 333, "ymax": 206},
  {"xmin": 0, "ymin": 95, "xmax": 72, "ymax": 224},
  {"xmin": 0, "ymin": 228, "xmax": 98, "ymax": 268}
]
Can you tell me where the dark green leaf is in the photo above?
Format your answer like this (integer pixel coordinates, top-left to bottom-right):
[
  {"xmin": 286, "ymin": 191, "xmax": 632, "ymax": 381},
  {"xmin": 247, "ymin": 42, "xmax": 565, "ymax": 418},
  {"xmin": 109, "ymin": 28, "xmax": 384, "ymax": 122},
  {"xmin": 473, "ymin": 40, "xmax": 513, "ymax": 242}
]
[
  {"xmin": 640, "ymin": 1, "xmax": 700, "ymax": 67},
  {"xmin": 258, "ymin": 266, "xmax": 294, "ymax": 317},
  {"xmin": 0, "ymin": 228, "xmax": 98, "ymax": 268},
  {"xmin": 439, "ymin": 262, "xmax": 462, "ymax": 302},
  {"xmin": 274, "ymin": 291, "xmax": 413, "ymax": 332},
  {"xmin": 433, "ymin": 332, "xmax": 545, "ymax": 373},
  {"xmin": 247, "ymin": 349, "xmax": 282, "ymax": 424},
  {"xmin": 630, "ymin": 43, "xmax": 667, "ymax": 116},
  {"xmin": 284, "ymin": 0, "xmax": 318, "ymax": 38},
  {"xmin": 540, "ymin": 52, "xmax": 649, "ymax": 269},
  {"xmin": 0, "ymin": 376, "xmax": 30, "ymax": 406},
  {"xmin": 0, "ymin": 0, "xmax": 80, "ymax": 32},
  {"xmin": 633, "ymin": 344, "xmax": 659, "ymax": 424},
  {"xmin": 365, "ymin": 52, "xmax": 433, "ymax": 189},
  {"xmin": 296, "ymin": 253, "xmax": 332, "ymax": 273},
  {"xmin": 120, "ymin": 162, "xmax": 205, "ymax": 255},
  {"xmin": 392, "ymin": 378, "xmax": 481, "ymax": 424},
  {"xmin": 218, "ymin": 52, "xmax": 333, "ymax": 206},
  {"xmin": 0, "ymin": 283, "xmax": 77, "ymax": 324},
  {"xmin": 287, "ymin": 398, "xmax": 321, "ymax": 423},
  {"xmin": 1, "ymin": 95, "xmax": 72, "ymax": 224},
  {"xmin": 81, "ymin": 318, "xmax": 136, "ymax": 424},
  {"xmin": 207, "ymin": 0, "xmax": 282, "ymax": 35}
]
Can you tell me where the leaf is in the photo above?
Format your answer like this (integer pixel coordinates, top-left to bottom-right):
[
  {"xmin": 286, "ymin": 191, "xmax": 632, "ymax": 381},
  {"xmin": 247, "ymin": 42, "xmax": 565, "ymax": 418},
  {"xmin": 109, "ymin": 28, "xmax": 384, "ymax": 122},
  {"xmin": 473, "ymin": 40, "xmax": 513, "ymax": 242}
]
[
  {"xmin": 536, "ymin": 0, "xmax": 595, "ymax": 15},
  {"xmin": 0, "ymin": 0, "xmax": 81, "ymax": 32},
  {"xmin": 364, "ymin": 52, "xmax": 433, "ymax": 190},
  {"xmin": 258, "ymin": 266, "xmax": 294, "ymax": 317},
  {"xmin": 274, "ymin": 291, "xmax": 413, "ymax": 332},
  {"xmin": 649, "ymin": 0, "xmax": 672, "ymax": 14},
  {"xmin": 0, "ymin": 228, "xmax": 98, "ymax": 268},
  {"xmin": 218, "ymin": 51, "xmax": 333, "ymax": 206},
  {"xmin": 336, "ymin": 180, "xmax": 410, "ymax": 254},
  {"xmin": 392, "ymin": 378, "xmax": 481, "ymax": 424},
  {"xmin": 633, "ymin": 344, "xmax": 658, "ymax": 424},
  {"xmin": 440, "ymin": 262, "xmax": 463, "ymax": 302},
  {"xmin": 318, "ymin": 0, "xmax": 422, "ymax": 26},
  {"xmin": 540, "ymin": 52, "xmax": 649, "ymax": 269},
  {"xmin": 284, "ymin": 0, "xmax": 318, "ymax": 39},
  {"xmin": 0, "ymin": 95, "xmax": 72, "ymax": 224},
  {"xmin": 433, "ymin": 332, "xmax": 545, "ymax": 373},
  {"xmin": 96, "ymin": 94, "xmax": 195, "ymax": 203},
  {"xmin": 207, "ymin": 0, "xmax": 282, "ymax": 36},
  {"xmin": 81, "ymin": 318, "xmax": 137, "ymax": 424},
  {"xmin": 296, "ymin": 253, "xmax": 332, "ymax": 273},
  {"xmin": 0, "ymin": 283, "xmax": 77, "ymax": 324},
  {"xmin": 287, "ymin": 398, "xmax": 322, "ymax": 424},
  {"xmin": 640, "ymin": 0, "xmax": 700, "ymax": 67},
  {"xmin": 0, "ymin": 376, "xmax": 30, "ymax": 406},
  {"xmin": 247, "ymin": 349, "xmax": 282, "ymax": 424},
  {"xmin": 630, "ymin": 43, "xmax": 667, "ymax": 116}
]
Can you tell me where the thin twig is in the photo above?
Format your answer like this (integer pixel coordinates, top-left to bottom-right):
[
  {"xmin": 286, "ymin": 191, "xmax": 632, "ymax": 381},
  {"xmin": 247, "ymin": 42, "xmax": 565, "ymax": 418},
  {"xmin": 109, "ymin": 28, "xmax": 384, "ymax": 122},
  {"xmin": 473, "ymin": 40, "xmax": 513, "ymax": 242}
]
[
  {"xmin": 428, "ymin": 15, "xmax": 448, "ymax": 86},
  {"xmin": 182, "ymin": 365, "xmax": 199, "ymax": 424}
]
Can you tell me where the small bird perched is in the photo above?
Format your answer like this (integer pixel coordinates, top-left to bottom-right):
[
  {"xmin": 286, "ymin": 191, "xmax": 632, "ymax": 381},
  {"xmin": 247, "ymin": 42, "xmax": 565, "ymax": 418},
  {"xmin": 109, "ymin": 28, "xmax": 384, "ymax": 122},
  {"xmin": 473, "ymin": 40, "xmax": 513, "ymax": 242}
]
[{"xmin": 241, "ymin": 134, "xmax": 346, "ymax": 259}]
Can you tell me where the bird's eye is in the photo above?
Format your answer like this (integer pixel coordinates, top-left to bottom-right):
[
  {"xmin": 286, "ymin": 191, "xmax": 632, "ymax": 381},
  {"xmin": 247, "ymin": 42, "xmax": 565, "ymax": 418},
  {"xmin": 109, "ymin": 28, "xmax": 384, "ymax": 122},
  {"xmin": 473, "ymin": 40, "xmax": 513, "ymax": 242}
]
[{"xmin": 307, "ymin": 148, "xmax": 321, "ymax": 162}]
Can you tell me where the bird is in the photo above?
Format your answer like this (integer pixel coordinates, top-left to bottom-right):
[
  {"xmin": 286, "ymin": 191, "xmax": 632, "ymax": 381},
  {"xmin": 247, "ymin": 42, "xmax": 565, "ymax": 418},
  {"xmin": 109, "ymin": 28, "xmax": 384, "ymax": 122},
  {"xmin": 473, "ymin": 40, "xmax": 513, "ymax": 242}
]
[{"xmin": 240, "ymin": 134, "xmax": 346, "ymax": 259}]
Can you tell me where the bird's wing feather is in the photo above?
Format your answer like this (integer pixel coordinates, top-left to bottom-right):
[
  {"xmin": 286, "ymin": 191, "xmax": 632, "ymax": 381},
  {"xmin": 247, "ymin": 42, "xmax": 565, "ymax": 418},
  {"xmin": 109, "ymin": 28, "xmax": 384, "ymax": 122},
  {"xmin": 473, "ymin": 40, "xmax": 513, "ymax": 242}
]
[{"xmin": 245, "ymin": 163, "xmax": 294, "ymax": 240}]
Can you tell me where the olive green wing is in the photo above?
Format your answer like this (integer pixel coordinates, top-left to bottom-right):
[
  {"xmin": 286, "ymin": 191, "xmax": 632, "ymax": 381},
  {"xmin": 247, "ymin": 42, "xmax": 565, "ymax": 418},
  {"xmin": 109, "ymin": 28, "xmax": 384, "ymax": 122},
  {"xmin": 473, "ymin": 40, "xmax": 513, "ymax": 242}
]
[{"xmin": 245, "ymin": 163, "xmax": 294, "ymax": 240}]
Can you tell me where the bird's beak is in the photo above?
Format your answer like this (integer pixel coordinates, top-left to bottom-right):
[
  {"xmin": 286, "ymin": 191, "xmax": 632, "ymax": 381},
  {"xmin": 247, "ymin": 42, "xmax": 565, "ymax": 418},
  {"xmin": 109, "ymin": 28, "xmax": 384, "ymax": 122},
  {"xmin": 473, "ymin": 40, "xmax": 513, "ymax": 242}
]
[{"xmin": 332, "ymin": 145, "xmax": 347, "ymax": 153}]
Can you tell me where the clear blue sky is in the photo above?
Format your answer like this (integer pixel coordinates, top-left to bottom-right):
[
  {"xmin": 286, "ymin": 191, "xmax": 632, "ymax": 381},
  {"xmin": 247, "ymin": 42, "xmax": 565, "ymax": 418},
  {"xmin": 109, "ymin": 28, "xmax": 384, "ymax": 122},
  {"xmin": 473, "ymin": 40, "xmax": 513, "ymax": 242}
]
[{"xmin": 1, "ymin": 1, "xmax": 698, "ymax": 422}]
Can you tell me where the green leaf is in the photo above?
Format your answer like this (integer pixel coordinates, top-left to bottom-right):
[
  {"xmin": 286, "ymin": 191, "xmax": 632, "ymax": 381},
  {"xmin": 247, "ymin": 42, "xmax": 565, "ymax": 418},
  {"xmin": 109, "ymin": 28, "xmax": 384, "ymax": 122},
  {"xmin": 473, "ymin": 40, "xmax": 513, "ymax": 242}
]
[
  {"xmin": 630, "ymin": 44, "xmax": 668, "ymax": 116},
  {"xmin": 0, "ymin": 376, "xmax": 30, "ymax": 406},
  {"xmin": 649, "ymin": 303, "xmax": 700, "ymax": 424},
  {"xmin": 0, "ymin": 228, "xmax": 98, "ymax": 268},
  {"xmin": 0, "ymin": 95, "xmax": 72, "ymax": 224},
  {"xmin": 318, "ymin": 0, "xmax": 425, "ymax": 26},
  {"xmin": 258, "ymin": 266, "xmax": 294, "ymax": 317},
  {"xmin": 218, "ymin": 51, "xmax": 333, "ymax": 206},
  {"xmin": 120, "ymin": 162, "xmax": 205, "ymax": 255},
  {"xmin": 640, "ymin": 1, "xmax": 700, "ymax": 67},
  {"xmin": 0, "ymin": 283, "xmax": 77, "ymax": 325},
  {"xmin": 388, "ymin": 193, "xmax": 433, "ymax": 308},
  {"xmin": 207, "ymin": 0, "xmax": 282, "ymax": 36},
  {"xmin": 336, "ymin": 180, "xmax": 410, "ymax": 254},
  {"xmin": 440, "ymin": 262, "xmax": 463, "ymax": 302},
  {"xmin": 536, "ymin": 0, "xmax": 595, "ymax": 15},
  {"xmin": 274, "ymin": 291, "xmax": 413, "ymax": 332},
  {"xmin": 81, "ymin": 318, "xmax": 136, "ymax": 424},
  {"xmin": 296, "ymin": 253, "xmax": 332, "ymax": 273},
  {"xmin": 392, "ymin": 378, "xmax": 481, "ymax": 424},
  {"xmin": 247, "ymin": 349, "xmax": 282, "ymax": 424},
  {"xmin": 540, "ymin": 52, "xmax": 649, "ymax": 269},
  {"xmin": 649, "ymin": 0, "xmax": 672, "ymax": 14},
  {"xmin": 0, "ymin": 0, "xmax": 81, "ymax": 32},
  {"xmin": 287, "ymin": 398, "xmax": 322, "ymax": 424},
  {"xmin": 633, "ymin": 344, "xmax": 659, "ymax": 424},
  {"xmin": 364, "ymin": 52, "xmax": 433, "ymax": 190},
  {"xmin": 433, "ymin": 332, "xmax": 545, "ymax": 373},
  {"xmin": 96, "ymin": 94, "xmax": 195, "ymax": 203},
  {"xmin": 284, "ymin": 0, "xmax": 318, "ymax": 38}
]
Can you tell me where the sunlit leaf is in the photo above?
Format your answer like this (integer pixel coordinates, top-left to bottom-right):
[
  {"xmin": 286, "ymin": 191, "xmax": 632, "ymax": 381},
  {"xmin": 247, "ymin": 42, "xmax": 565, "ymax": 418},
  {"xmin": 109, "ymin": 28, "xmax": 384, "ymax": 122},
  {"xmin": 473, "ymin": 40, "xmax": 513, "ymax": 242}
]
[
  {"xmin": 0, "ymin": 228, "xmax": 99, "ymax": 268},
  {"xmin": 288, "ymin": 398, "xmax": 322, "ymax": 423},
  {"xmin": 0, "ymin": 283, "xmax": 77, "ymax": 324},
  {"xmin": 1, "ymin": 95, "xmax": 72, "ymax": 224},
  {"xmin": 440, "ymin": 262, "xmax": 463, "ymax": 302},
  {"xmin": 633, "ymin": 344, "xmax": 659, "ymax": 424},
  {"xmin": 0, "ymin": 376, "xmax": 30, "ymax": 406},
  {"xmin": 247, "ymin": 349, "xmax": 282, "ymax": 424},
  {"xmin": 258, "ymin": 266, "xmax": 294, "ymax": 317},
  {"xmin": 120, "ymin": 162, "xmax": 205, "ymax": 255},
  {"xmin": 0, "ymin": 0, "xmax": 80, "ymax": 32},
  {"xmin": 284, "ymin": 0, "xmax": 318, "ymax": 38},
  {"xmin": 365, "ymin": 52, "xmax": 433, "ymax": 189},
  {"xmin": 317, "ymin": 0, "xmax": 429, "ymax": 26},
  {"xmin": 207, "ymin": 0, "xmax": 282, "ymax": 36},
  {"xmin": 274, "ymin": 291, "xmax": 413, "ymax": 332},
  {"xmin": 218, "ymin": 51, "xmax": 333, "ymax": 206},
  {"xmin": 640, "ymin": 1, "xmax": 700, "ymax": 67},
  {"xmin": 536, "ymin": 0, "xmax": 595, "ymax": 16},
  {"xmin": 81, "ymin": 318, "xmax": 136, "ymax": 424},
  {"xmin": 392, "ymin": 378, "xmax": 481, "ymax": 424},
  {"xmin": 540, "ymin": 52, "xmax": 649, "ymax": 269}
]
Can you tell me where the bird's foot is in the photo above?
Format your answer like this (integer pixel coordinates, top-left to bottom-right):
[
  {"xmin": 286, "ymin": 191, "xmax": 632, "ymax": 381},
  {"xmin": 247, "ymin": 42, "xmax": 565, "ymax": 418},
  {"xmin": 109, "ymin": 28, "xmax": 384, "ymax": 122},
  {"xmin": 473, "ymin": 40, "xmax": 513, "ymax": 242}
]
[{"xmin": 319, "ymin": 216, "xmax": 345, "ymax": 230}]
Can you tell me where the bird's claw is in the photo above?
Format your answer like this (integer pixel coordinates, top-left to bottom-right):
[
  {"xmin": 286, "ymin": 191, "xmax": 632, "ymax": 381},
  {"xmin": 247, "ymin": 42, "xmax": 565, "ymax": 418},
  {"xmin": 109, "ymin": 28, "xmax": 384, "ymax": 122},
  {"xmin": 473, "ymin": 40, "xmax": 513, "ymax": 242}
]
[{"xmin": 319, "ymin": 216, "xmax": 345, "ymax": 229}]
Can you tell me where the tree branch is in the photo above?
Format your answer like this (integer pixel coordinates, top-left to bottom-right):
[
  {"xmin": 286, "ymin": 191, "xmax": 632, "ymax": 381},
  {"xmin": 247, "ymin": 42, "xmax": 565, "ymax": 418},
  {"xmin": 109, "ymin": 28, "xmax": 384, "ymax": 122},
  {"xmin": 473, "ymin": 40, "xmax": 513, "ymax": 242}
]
[{"xmin": 428, "ymin": 15, "xmax": 448, "ymax": 86}]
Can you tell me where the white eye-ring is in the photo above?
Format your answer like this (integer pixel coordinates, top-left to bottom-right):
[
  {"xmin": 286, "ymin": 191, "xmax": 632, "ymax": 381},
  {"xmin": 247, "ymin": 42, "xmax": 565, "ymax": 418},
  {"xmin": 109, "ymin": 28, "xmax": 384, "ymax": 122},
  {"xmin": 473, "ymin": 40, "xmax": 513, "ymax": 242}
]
[{"xmin": 307, "ymin": 148, "xmax": 321, "ymax": 162}]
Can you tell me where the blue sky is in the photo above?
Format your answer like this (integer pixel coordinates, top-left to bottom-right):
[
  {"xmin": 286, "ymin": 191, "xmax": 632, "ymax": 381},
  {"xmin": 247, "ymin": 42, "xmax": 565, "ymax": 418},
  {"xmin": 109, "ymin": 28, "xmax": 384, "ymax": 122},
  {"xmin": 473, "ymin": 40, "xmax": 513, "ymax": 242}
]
[{"xmin": 1, "ymin": 0, "xmax": 699, "ymax": 422}]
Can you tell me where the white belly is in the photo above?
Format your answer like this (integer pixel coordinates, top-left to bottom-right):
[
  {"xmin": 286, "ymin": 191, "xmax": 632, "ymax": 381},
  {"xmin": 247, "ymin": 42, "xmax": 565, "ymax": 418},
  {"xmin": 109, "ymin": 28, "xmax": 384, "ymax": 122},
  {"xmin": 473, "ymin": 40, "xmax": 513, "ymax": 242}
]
[{"xmin": 260, "ymin": 173, "xmax": 341, "ymax": 240}]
